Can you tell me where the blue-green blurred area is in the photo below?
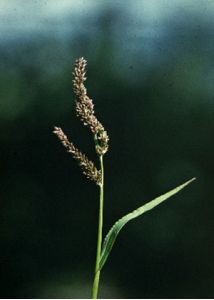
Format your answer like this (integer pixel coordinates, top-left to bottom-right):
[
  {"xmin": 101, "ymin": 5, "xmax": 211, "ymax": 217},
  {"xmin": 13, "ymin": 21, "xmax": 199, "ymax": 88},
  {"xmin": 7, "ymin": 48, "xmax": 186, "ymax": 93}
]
[{"xmin": 0, "ymin": 0, "xmax": 214, "ymax": 298}]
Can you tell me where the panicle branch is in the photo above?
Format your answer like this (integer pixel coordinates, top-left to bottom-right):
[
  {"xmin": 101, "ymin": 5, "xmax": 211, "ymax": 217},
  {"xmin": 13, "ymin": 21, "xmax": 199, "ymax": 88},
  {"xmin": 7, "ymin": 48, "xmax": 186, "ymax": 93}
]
[
  {"xmin": 73, "ymin": 57, "xmax": 109, "ymax": 156},
  {"xmin": 53, "ymin": 126, "xmax": 101, "ymax": 185}
]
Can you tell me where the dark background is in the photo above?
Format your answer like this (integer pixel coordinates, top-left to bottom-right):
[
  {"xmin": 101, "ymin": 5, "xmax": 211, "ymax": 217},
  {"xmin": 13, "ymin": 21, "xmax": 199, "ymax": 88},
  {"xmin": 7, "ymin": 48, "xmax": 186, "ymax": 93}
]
[{"xmin": 0, "ymin": 0, "xmax": 214, "ymax": 298}]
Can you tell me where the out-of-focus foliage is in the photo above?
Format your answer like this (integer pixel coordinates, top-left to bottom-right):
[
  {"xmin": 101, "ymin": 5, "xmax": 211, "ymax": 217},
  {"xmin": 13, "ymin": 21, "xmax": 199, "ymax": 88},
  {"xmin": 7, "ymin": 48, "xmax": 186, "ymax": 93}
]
[{"xmin": 0, "ymin": 0, "xmax": 214, "ymax": 298}]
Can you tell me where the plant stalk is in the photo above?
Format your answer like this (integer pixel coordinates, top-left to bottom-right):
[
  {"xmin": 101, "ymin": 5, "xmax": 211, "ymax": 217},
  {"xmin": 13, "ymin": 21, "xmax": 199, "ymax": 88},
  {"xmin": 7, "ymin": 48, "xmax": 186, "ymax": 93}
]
[{"xmin": 91, "ymin": 155, "xmax": 104, "ymax": 299}]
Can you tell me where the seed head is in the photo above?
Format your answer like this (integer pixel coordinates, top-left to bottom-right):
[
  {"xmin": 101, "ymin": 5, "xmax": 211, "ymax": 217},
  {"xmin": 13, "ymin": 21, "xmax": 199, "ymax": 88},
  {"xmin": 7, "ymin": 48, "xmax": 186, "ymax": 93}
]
[
  {"xmin": 53, "ymin": 126, "xmax": 101, "ymax": 185},
  {"xmin": 73, "ymin": 57, "xmax": 109, "ymax": 155}
]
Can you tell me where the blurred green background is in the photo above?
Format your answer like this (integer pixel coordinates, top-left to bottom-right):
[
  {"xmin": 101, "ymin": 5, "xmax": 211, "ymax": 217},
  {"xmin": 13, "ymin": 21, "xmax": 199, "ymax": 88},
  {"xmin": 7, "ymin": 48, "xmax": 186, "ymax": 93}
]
[{"xmin": 0, "ymin": 0, "xmax": 214, "ymax": 298}]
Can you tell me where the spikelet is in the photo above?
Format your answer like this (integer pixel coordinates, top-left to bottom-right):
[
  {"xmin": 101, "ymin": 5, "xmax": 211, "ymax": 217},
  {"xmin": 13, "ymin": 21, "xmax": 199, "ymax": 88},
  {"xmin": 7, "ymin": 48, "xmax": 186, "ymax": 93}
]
[
  {"xmin": 53, "ymin": 127, "xmax": 101, "ymax": 185},
  {"xmin": 73, "ymin": 57, "xmax": 109, "ymax": 155}
]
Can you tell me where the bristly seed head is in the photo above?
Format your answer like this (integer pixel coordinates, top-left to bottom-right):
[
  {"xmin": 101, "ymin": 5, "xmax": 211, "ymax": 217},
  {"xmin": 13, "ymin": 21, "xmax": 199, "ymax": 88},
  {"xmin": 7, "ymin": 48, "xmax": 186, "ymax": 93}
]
[
  {"xmin": 53, "ymin": 57, "xmax": 109, "ymax": 185},
  {"xmin": 53, "ymin": 126, "xmax": 101, "ymax": 185},
  {"xmin": 73, "ymin": 57, "xmax": 109, "ymax": 155}
]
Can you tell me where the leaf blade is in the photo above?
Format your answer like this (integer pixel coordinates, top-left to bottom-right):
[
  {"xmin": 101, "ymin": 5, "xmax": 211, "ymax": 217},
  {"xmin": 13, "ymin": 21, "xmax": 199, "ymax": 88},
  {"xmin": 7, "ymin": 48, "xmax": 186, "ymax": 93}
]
[{"xmin": 99, "ymin": 177, "xmax": 196, "ymax": 270}]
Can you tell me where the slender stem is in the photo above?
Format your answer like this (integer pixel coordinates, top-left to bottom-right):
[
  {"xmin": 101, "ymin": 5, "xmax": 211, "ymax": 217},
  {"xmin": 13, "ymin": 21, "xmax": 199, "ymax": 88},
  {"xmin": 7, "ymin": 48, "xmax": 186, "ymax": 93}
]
[{"xmin": 91, "ymin": 155, "xmax": 104, "ymax": 299}]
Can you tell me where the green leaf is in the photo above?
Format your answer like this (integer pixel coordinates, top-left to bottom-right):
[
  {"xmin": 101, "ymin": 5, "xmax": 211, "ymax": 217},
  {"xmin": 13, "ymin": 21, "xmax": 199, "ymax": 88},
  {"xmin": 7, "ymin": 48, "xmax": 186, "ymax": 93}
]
[{"xmin": 99, "ymin": 177, "xmax": 196, "ymax": 271}]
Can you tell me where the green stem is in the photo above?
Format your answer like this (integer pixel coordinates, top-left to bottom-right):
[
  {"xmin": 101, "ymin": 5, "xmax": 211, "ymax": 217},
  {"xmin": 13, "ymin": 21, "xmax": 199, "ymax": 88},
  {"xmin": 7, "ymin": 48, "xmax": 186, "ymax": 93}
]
[{"xmin": 91, "ymin": 155, "xmax": 104, "ymax": 299}]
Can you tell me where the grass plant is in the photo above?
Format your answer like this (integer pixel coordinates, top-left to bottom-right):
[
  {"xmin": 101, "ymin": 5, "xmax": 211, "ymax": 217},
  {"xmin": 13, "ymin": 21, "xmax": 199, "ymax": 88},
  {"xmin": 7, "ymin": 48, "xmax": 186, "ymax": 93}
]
[{"xmin": 53, "ymin": 57, "xmax": 195, "ymax": 299}]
